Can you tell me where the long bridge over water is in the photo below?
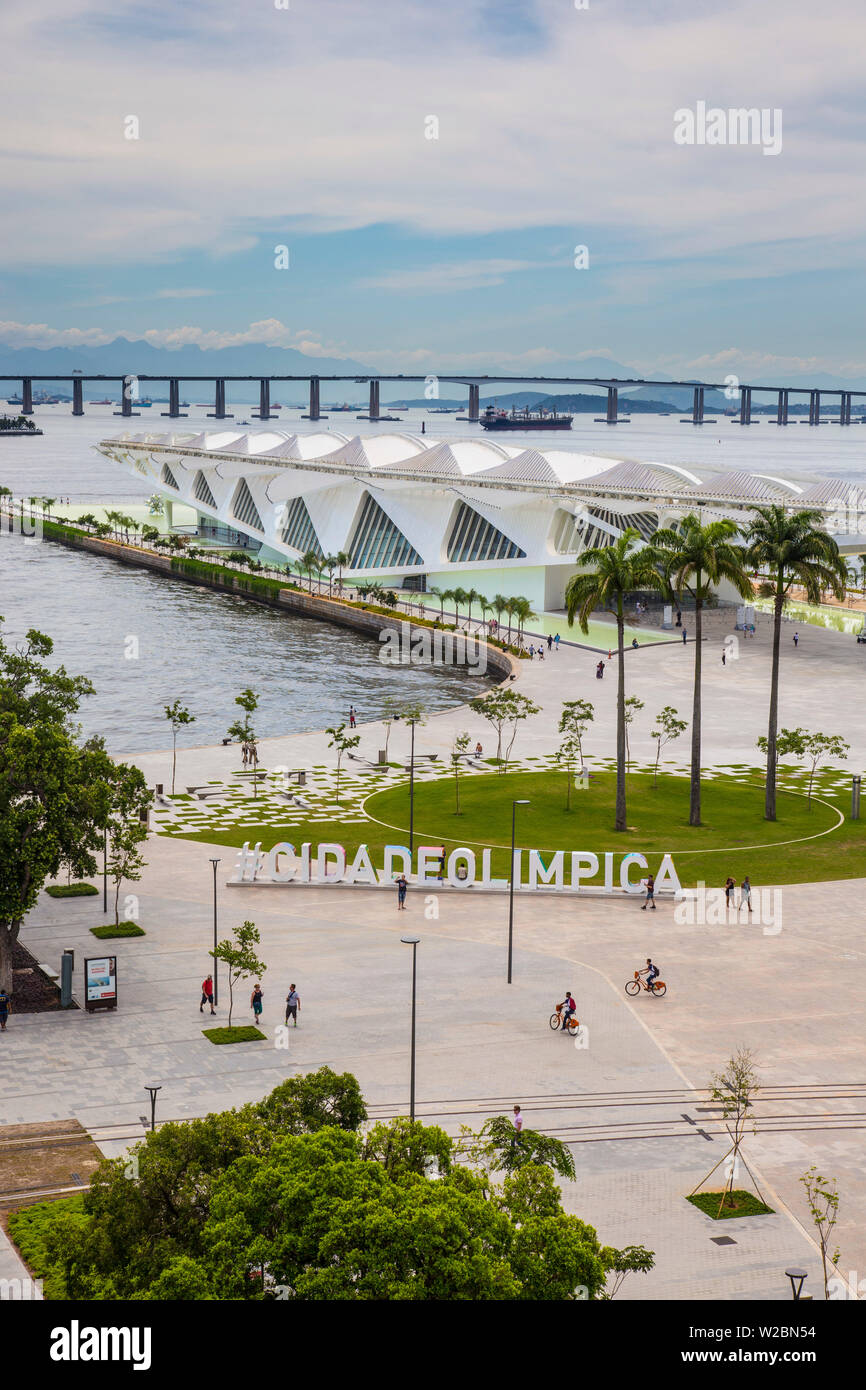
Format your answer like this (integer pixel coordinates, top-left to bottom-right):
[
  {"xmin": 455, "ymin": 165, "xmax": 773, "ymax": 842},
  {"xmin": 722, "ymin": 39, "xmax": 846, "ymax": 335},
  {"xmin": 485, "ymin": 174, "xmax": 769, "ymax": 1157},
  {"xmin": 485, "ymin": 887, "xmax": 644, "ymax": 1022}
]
[{"xmin": 1, "ymin": 371, "xmax": 863, "ymax": 428}]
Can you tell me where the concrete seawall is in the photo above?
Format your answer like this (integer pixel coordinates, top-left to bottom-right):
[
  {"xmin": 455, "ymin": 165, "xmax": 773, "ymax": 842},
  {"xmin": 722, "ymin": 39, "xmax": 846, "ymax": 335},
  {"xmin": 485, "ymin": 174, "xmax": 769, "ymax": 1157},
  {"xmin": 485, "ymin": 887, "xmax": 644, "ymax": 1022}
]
[{"xmin": 33, "ymin": 521, "xmax": 519, "ymax": 686}]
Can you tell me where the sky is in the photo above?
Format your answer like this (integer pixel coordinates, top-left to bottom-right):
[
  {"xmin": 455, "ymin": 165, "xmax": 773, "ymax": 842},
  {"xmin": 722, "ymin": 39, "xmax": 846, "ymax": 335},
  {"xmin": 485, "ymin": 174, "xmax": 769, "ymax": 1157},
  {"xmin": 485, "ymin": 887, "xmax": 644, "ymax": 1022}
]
[{"xmin": 1, "ymin": 0, "xmax": 864, "ymax": 379}]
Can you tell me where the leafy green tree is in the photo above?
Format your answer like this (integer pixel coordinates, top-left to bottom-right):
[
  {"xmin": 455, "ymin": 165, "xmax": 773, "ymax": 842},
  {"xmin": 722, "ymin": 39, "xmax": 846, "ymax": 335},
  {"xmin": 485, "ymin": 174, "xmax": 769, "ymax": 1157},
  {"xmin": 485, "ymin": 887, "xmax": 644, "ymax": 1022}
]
[
  {"xmin": 651, "ymin": 515, "xmax": 752, "ymax": 826},
  {"xmin": 451, "ymin": 730, "xmax": 471, "ymax": 812},
  {"xmin": 0, "ymin": 624, "xmax": 139, "ymax": 993},
  {"xmin": 469, "ymin": 688, "xmax": 541, "ymax": 771},
  {"xmin": 565, "ymin": 530, "xmax": 663, "ymax": 830},
  {"xmin": 326, "ymin": 722, "xmax": 360, "ymax": 804},
  {"xmin": 651, "ymin": 705, "xmax": 687, "ymax": 787},
  {"xmin": 598, "ymin": 1243, "xmax": 656, "ymax": 1299},
  {"xmin": 557, "ymin": 699, "xmax": 594, "ymax": 810},
  {"xmin": 362, "ymin": 1116, "xmax": 453, "ymax": 1180},
  {"xmin": 255, "ymin": 1066, "xmax": 367, "ymax": 1134},
  {"xmin": 746, "ymin": 506, "xmax": 847, "ymax": 820},
  {"xmin": 163, "ymin": 699, "xmax": 195, "ymax": 795},
  {"xmin": 211, "ymin": 919, "xmax": 266, "ymax": 1028}
]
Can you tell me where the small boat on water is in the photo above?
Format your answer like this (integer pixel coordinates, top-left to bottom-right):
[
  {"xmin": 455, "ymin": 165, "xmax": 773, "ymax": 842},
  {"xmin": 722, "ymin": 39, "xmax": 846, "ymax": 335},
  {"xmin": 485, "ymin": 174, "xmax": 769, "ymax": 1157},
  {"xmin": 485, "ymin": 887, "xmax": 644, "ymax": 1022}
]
[{"xmin": 89, "ymin": 397, "xmax": 114, "ymax": 405}]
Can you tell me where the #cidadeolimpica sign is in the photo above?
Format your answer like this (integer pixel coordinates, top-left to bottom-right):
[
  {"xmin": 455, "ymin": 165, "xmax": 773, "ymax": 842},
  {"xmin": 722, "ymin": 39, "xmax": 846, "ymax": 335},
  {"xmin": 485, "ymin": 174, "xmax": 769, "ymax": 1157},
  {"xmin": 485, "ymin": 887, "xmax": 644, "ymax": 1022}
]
[{"xmin": 229, "ymin": 841, "xmax": 682, "ymax": 895}]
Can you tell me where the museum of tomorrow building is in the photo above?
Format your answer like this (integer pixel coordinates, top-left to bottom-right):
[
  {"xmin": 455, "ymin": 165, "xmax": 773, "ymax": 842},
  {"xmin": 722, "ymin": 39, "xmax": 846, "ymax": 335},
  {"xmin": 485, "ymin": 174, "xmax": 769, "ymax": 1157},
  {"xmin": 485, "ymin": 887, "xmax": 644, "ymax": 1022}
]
[{"xmin": 98, "ymin": 428, "xmax": 866, "ymax": 608}]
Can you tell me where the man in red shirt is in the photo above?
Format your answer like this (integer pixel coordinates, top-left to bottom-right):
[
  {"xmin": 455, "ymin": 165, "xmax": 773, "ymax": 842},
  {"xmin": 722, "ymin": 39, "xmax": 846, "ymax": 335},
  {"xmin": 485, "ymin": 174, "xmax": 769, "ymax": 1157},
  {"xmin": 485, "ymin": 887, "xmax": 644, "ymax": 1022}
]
[{"xmin": 200, "ymin": 973, "xmax": 216, "ymax": 1015}]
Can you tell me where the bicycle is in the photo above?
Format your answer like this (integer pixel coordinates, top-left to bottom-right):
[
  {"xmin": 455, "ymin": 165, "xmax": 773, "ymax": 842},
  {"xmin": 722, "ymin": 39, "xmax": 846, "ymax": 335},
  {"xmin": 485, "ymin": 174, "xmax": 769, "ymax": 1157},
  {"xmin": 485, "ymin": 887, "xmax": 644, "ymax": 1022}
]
[
  {"xmin": 549, "ymin": 1002, "xmax": 582, "ymax": 1033},
  {"xmin": 625, "ymin": 970, "xmax": 666, "ymax": 997}
]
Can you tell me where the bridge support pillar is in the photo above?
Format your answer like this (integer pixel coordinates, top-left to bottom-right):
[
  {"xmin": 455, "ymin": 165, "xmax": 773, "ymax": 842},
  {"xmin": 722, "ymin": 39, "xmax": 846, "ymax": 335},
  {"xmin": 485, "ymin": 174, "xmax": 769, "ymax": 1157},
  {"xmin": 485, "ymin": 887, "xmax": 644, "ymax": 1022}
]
[
  {"xmin": 692, "ymin": 385, "xmax": 704, "ymax": 424},
  {"xmin": 776, "ymin": 389, "xmax": 788, "ymax": 425},
  {"xmin": 304, "ymin": 376, "xmax": 321, "ymax": 421},
  {"xmin": 161, "ymin": 379, "xmax": 187, "ymax": 418},
  {"xmin": 739, "ymin": 386, "xmax": 752, "ymax": 425},
  {"xmin": 72, "ymin": 378, "xmax": 84, "ymax": 416},
  {"xmin": 606, "ymin": 385, "xmax": 618, "ymax": 423},
  {"xmin": 369, "ymin": 379, "xmax": 380, "ymax": 421},
  {"xmin": 21, "ymin": 378, "xmax": 33, "ymax": 415},
  {"xmin": 115, "ymin": 376, "xmax": 140, "ymax": 417},
  {"xmin": 809, "ymin": 390, "xmax": 821, "ymax": 425},
  {"xmin": 840, "ymin": 392, "xmax": 852, "ymax": 426},
  {"xmin": 208, "ymin": 379, "xmax": 233, "ymax": 420},
  {"xmin": 468, "ymin": 383, "xmax": 480, "ymax": 422},
  {"xmin": 253, "ymin": 378, "xmax": 271, "ymax": 420}
]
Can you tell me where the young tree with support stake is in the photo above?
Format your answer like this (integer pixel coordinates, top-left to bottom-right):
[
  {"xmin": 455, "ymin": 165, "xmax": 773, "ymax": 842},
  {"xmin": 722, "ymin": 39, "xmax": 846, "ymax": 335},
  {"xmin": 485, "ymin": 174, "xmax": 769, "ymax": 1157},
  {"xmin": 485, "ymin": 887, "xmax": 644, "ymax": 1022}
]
[
  {"xmin": 163, "ymin": 700, "xmax": 195, "ymax": 796},
  {"xmin": 469, "ymin": 688, "xmax": 540, "ymax": 772},
  {"xmin": 106, "ymin": 765, "xmax": 151, "ymax": 927},
  {"xmin": 651, "ymin": 705, "xmax": 687, "ymax": 787},
  {"xmin": 326, "ymin": 723, "xmax": 360, "ymax": 804},
  {"xmin": 228, "ymin": 688, "xmax": 260, "ymax": 796},
  {"xmin": 800, "ymin": 1166, "xmax": 840, "ymax": 1300},
  {"xmin": 451, "ymin": 731, "xmax": 470, "ymax": 813},
  {"xmin": 211, "ymin": 920, "xmax": 267, "ymax": 1030},
  {"xmin": 557, "ymin": 700, "xmax": 594, "ymax": 810},
  {"xmin": 690, "ymin": 1047, "xmax": 765, "ymax": 1217}
]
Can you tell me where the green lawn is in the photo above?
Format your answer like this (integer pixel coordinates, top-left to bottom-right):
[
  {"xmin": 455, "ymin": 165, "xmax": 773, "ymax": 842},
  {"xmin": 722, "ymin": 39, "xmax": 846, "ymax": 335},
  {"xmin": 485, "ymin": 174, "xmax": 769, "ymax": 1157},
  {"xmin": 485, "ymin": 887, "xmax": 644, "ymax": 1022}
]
[
  {"xmin": 166, "ymin": 767, "xmax": 866, "ymax": 887},
  {"xmin": 202, "ymin": 1025, "xmax": 267, "ymax": 1044}
]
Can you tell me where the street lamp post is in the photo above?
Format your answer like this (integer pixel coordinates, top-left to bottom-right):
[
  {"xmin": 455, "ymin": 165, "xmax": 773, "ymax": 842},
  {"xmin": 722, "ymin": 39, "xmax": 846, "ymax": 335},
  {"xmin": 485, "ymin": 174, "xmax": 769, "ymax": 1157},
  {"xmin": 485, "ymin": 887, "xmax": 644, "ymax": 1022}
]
[
  {"xmin": 144, "ymin": 1084, "xmax": 162, "ymax": 1132},
  {"xmin": 507, "ymin": 800, "xmax": 530, "ymax": 984},
  {"xmin": 408, "ymin": 719, "xmax": 417, "ymax": 853},
  {"xmin": 209, "ymin": 858, "xmax": 220, "ymax": 1006},
  {"xmin": 102, "ymin": 826, "xmax": 108, "ymax": 915},
  {"xmin": 401, "ymin": 935, "xmax": 420, "ymax": 1120}
]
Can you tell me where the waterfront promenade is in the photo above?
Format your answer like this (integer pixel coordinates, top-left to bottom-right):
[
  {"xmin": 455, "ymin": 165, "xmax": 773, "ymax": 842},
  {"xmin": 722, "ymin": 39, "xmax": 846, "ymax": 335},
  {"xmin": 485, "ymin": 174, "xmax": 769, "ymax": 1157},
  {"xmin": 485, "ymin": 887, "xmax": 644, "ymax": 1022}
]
[{"xmin": 4, "ymin": 605, "xmax": 866, "ymax": 1301}]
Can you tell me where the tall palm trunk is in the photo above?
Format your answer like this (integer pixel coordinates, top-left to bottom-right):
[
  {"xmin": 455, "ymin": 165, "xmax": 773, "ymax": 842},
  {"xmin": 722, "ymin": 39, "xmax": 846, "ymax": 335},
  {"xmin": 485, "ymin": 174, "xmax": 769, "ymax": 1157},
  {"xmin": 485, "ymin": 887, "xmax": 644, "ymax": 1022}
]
[
  {"xmin": 765, "ymin": 579, "xmax": 784, "ymax": 821},
  {"xmin": 615, "ymin": 599, "xmax": 627, "ymax": 831},
  {"xmin": 689, "ymin": 594, "xmax": 703, "ymax": 825}
]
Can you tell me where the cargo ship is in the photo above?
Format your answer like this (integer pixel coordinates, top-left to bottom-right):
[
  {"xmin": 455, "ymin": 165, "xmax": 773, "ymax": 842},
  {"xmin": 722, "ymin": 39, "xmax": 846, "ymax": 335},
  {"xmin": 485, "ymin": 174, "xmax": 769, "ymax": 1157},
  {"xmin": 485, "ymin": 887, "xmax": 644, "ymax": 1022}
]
[
  {"xmin": 480, "ymin": 404, "xmax": 573, "ymax": 431},
  {"xmin": 89, "ymin": 397, "xmax": 114, "ymax": 405}
]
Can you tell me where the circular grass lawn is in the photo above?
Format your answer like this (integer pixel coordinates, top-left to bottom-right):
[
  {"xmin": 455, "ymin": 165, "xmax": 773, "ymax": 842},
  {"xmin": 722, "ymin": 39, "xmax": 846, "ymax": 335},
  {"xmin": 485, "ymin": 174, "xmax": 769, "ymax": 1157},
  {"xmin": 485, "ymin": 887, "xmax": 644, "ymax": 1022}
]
[{"xmin": 364, "ymin": 769, "xmax": 849, "ymax": 886}]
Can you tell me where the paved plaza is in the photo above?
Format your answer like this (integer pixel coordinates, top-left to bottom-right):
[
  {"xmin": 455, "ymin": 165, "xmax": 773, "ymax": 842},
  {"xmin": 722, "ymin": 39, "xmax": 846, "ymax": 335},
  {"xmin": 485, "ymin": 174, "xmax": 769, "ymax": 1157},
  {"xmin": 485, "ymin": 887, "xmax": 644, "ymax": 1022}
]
[{"xmin": 5, "ymin": 606, "xmax": 866, "ymax": 1301}]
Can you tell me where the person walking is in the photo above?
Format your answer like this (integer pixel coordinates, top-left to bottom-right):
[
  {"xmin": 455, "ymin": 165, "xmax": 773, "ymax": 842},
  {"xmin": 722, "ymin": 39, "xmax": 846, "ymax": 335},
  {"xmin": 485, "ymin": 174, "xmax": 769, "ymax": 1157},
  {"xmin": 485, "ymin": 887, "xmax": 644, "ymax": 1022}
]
[
  {"xmin": 200, "ymin": 973, "xmax": 216, "ymax": 1015},
  {"xmin": 241, "ymin": 741, "xmax": 249, "ymax": 767},
  {"xmin": 547, "ymin": 633, "xmax": 553, "ymax": 652},
  {"xmin": 724, "ymin": 876, "xmax": 736, "ymax": 908},
  {"xmin": 642, "ymin": 873, "xmax": 656, "ymax": 910},
  {"xmin": 348, "ymin": 705, "xmax": 357, "ymax": 728},
  {"xmin": 722, "ymin": 646, "xmax": 726, "ymax": 666},
  {"xmin": 396, "ymin": 873, "xmax": 408, "ymax": 909},
  {"xmin": 512, "ymin": 1105, "xmax": 523, "ymax": 1132},
  {"xmin": 740, "ymin": 876, "xmax": 753, "ymax": 913},
  {"xmin": 250, "ymin": 982, "xmax": 263, "ymax": 1023},
  {"xmin": 793, "ymin": 631, "xmax": 799, "ymax": 648},
  {"xmin": 554, "ymin": 633, "xmax": 560, "ymax": 651},
  {"xmin": 0, "ymin": 987, "xmax": 9, "ymax": 1032},
  {"xmin": 285, "ymin": 983, "xmax": 300, "ymax": 1026},
  {"xmin": 682, "ymin": 627, "xmax": 688, "ymax": 645}
]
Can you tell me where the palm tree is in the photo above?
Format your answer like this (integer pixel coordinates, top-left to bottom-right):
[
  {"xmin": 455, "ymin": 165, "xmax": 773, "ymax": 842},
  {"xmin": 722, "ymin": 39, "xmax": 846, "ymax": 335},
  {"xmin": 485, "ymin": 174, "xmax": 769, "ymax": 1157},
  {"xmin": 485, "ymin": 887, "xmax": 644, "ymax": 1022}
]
[
  {"xmin": 746, "ymin": 505, "xmax": 847, "ymax": 821},
  {"xmin": 428, "ymin": 586, "xmax": 447, "ymax": 624},
  {"xmin": 465, "ymin": 587, "xmax": 481, "ymax": 628},
  {"xmin": 479, "ymin": 597, "xmax": 493, "ymax": 632},
  {"xmin": 451, "ymin": 587, "xmax": 468, "ymax": 625},
  {"xmin": 513, "ymin": 596, "xmax": 533, "ymax": 645},
  {"xmin": 504, "ymin": 598, "xmax": 516, "ymax": 646},
  {"xmin": 565, "ymin": 530, "xmax": 663, "ymax": 832},
  {"xmin": 324, "ymin": 554, "xmax": 338, "ymax": 597},
  {"xmin": 651, "ymin": 514, "xmax": 752, "ymax": 827},
  {"xmin": 301, "ymin": 549, "xmax": 320, "ymax": 592}
]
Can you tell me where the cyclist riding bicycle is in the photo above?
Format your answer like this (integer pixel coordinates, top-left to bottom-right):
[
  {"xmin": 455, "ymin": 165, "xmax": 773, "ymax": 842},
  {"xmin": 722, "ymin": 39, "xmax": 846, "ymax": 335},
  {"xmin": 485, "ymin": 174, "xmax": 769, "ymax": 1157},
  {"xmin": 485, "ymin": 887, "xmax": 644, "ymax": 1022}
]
[
  {"xmin": 559, "ymin": 990, "xmax": 577, "ymax": 1030},
  {"xmin": 639, "ymin": 958, "xmax": 659, "ymax": 992}
]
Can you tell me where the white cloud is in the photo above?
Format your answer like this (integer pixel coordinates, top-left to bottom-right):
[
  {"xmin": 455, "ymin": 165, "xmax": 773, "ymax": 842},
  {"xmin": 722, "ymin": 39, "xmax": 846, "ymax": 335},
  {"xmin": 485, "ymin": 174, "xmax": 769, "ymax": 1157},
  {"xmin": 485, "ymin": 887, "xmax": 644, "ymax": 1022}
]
[
  {"xmin": 357, "ymin": 259, "xmax": 540, "ymax": 292},
  {"xmin": 0, "ymin": 0, "xmax": 864, "ymax": 276}
]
